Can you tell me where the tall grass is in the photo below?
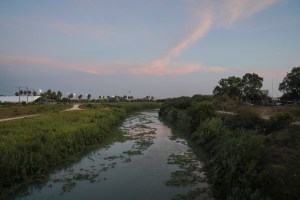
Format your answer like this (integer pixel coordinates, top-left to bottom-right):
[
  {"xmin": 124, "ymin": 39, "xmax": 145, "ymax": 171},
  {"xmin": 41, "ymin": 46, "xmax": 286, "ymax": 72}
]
[
  {"xmin": 0, "ymin": 102, "xmax": 158, "ymax": 198},
  {"xmin": 160, "ymin": 97, "xmax": 300, "ymax": 200},
  {"xmin": 0, "ymin": 104, "xmax": 72, "ymax": 119}
]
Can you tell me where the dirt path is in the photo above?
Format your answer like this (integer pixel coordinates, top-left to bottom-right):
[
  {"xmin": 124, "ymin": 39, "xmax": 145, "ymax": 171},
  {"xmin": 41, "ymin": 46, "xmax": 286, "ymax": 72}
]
[
  {"xmin": 0, "ymin": 114, "xmax": 39, "ymax": 122},
  {"xmin": 0, "ymin": 104, "xmax": 84, "ymax": 122},
  {"xmin": 64, "ymin": 104, "xmax": 84, "ymax": 111}
]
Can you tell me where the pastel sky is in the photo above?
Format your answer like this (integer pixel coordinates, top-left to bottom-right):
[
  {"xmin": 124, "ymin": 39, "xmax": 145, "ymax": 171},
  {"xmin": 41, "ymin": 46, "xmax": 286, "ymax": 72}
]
[{"xmin": 0, "ymin": 0, "xmax": 299, "ymax": 98}]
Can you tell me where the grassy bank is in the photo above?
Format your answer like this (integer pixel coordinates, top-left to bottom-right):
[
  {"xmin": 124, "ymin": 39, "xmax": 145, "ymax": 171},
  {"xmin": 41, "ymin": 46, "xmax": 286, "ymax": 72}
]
[
  {"xmin": 0, "ymin": 104, "xmax": 72, "ymax": 119},
  {"xmin": 159, "ymin": 96, "xmax": 300, "ymax": 200},
  {"xmin": 0, "ymin": 102, "xmax": 159, "ymax": 199}
]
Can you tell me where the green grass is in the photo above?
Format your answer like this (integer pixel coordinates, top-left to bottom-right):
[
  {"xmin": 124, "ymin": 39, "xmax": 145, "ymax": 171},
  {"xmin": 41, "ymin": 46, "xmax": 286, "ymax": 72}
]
[
  {"xmin": 0, "ymin": 102, "xmax": 159, "ymax": 199},
  {"xmin": 0, "ymin": 104, "xmax": 72, "ymax": 119}
]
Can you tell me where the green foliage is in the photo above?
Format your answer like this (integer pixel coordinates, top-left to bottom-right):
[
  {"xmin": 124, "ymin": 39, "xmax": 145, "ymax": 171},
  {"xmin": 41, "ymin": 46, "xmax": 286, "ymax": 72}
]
[
  {"xmin": 160, "ymin": 96, "xmax": 300, "ymax": 200},
  {"xmin": 0, "ymin": 104, "xmax": 72, "ymax": 119},
  {"xmin": 213, "ymin": 76, "xmax": 243, "ymax": 101},
  {"xmin": 213, "ymin": 73, "xmax": 264, "ymax": 105},
  {"xmin": 205, "ymin": 130, "xmax": 266, "ymax": 199},
  {"xmin": 224, "ymin": 107, "xmax": 264, "ymax": 130},
  {"xmin": 0, "ymin": 102, "xmax": 157, "ymax": 198},
  {"xmin": 191, "ymin": 118, "xmax": 224, "ymax": 148},
  {"xmin": 261, "ymin": 128, "xmax": 300, "ymax": 200},
  {"xmin": 160, "ymin": 97, "xmax": 215, "ymax": 134},
  {"xmin": 242, "ymin": 73, "xmax": 264, "ymax": 102},
  {"xmin": 266, "ymin": 112, "xmax": 293, "ymax": 133},
  {"xmin": 279, "ymin": 66, "xmax": 300, "ymax": 99},
  {"xmin": 187, "ymin": 102, "xmax": 215, "ymax": 132}
]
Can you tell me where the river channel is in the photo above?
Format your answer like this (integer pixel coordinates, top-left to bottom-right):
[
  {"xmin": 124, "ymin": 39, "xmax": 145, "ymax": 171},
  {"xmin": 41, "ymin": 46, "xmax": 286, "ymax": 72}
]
[{"xmin": 16, "ymin": 110, "xmax": 209, "ymax": 200}]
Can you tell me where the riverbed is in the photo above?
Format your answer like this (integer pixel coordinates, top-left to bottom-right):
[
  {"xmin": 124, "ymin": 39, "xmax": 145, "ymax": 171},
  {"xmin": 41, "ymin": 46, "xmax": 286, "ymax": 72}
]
[{"xmin": 16, "ymin": 110, "xmax": 209, "ymax": 200}]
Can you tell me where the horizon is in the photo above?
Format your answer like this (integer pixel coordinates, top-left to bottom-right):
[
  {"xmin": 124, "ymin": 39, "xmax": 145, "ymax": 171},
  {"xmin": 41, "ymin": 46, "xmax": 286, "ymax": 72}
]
[{"xmin": 1, "ymin": 0, "xmax": 299, "ymax": 99}]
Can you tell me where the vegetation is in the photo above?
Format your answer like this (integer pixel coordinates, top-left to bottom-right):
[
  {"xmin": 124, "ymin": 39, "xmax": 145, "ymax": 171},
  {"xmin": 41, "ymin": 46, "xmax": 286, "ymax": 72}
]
[
  {"xmin": 160, "ymin": 96, "xmax": 300, "ymax": 200},
  {"xmin": 213, "ymin": 73, "xmax": 268, "ymax": 106},
  {"xmin": 279, "ymin": 66, "xmax": 300, "ymax": 100},
  {"xmin": 0, "ymin": 104, "xmax": 72, "ymax": 119},
  {"xmin": 0, "ymin": 102, "xmax": 159, "ymax": 199}
]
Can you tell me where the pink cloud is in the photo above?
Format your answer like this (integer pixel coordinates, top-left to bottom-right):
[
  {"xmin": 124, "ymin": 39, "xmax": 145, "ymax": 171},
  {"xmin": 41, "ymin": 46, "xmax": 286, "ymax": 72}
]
[
  {"xmin": 165, "ymin": 11, "xmax": 212, "ymax": 59},
  {"xmin": 0, "ymin": 55, "xmax": 229, "ymax": 76},
  {"xmin": 216, "ymin": 0, "xmax": 280, "ymax": 26}
]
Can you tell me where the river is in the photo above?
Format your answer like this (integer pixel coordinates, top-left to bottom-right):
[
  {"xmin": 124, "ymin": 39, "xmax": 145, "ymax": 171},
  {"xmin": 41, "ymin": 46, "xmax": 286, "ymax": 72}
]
[{"xmin": 16, "ymin": 110, "xmax": 209, "ymax": 200}]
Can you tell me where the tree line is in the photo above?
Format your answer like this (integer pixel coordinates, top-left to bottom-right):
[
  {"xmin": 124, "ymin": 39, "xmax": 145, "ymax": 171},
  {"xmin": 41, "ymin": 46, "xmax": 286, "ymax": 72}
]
[{"xmin": 213, "ymin": 66, "xmax": 300, "ymax": 106}]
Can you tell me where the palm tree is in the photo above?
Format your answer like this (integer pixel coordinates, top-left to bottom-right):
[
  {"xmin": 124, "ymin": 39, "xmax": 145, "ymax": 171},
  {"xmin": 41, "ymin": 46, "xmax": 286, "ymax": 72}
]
[
  {"xmin": 27, "ymin": 91, "xmax": 32, "ymax": 96},
  {"xmin": 33, "ymin": 91, "xmax": 37, "ymax": 96},
  {"xmin": 87, "ymin": 94, "xmax": 91, "ymax": 100},
  {"xmin": 57, "ymin": 91, "xmax": 62, "ymax": 101},
  {"xmin": 19, "ymin": 90, "xmax": 23, "ymax": 96},
  {"xmin": 46, "ymin": 89, "xmax": 52, "ymax": 99},
  {"xmin": 68, "ymin": 93, "xmax": 74, "ymax": 100},
  {"xmin": 78, "ymin": 94, "xmax": 83, "ymax": 100}
]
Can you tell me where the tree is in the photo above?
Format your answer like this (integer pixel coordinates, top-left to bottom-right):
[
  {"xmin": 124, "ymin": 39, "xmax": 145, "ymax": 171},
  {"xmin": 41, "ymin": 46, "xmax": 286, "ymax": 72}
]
[
  {"xmin": 57, "ymin": 91, "xmax": 62, "ymax": 100},
  {"xmin": 78, "ymin": 94, "xmax": 83, "ymax": 100},
  {"xmin": 33, "ymin": 91, "xmax": 37, "ymax": 96},
  {"xmin": 19, "ymin": 90, "xmax": 23, "ymax": 96},
  {"xmin": 242, "ymin": 73, "xmax": 263, "ymax": 103},
  {"xmin": 279, "ymin": 66, "xmax": 300, "ymax": 99},
  {"xmin": 68, "ymin": 93, "xmax": 73, "ymax": 100},
  {"xmin": 87, "ymin": 94, "xmax": 91, "ymax": 100},
  {"xmin": 46, "ymin": 89, "xmax": 52, "ymax": 99},
  {"xmin": 15, "ymin": 92, "xmax": 19, "ymax": 96},
  {"xmin": 27, "ymin": 91, "xmax": 32, "ymax": 96},
  {"xmin": 213, "ymin": 76, "xmax": 243, "ymax": 101},
  {"xmin": 51, "ymin": 92, "xmax": 56, "ymax": 101}
]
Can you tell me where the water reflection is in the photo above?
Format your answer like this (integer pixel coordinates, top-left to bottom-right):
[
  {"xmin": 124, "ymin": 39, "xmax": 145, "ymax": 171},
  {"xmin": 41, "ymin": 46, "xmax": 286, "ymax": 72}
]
[{"xmin": 16, "ymin": 111, "xmax": 209, "ymax": 200}]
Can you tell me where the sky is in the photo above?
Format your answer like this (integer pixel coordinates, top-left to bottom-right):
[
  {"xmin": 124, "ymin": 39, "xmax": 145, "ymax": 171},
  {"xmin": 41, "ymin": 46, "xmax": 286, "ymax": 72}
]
[{"xmin": 0, "ymin": 0, "xmax": 299, "ymax": 99}]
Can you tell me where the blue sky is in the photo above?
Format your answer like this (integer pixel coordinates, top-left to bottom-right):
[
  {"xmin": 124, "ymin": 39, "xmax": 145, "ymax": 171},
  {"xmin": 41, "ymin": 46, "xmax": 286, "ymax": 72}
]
[{"xmin": 0, "ymin": 0, "xmax": 299, "ymax": 98}]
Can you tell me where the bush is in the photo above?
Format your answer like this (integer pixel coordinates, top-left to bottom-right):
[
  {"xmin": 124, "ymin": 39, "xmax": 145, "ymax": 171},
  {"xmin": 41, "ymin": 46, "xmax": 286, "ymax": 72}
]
[
  {"xmin": 225, "ymin": 107, "xmax": 264, "ymax": 130},
  {"xmin": 187, "ymin": 101, "xmax": 215, "ymax": 132},
  {"xmin": 204, "ymin": 130, "xmax": 266, "ymax": 199},
  {"xmin": 191, "ymin": 118, "xmax": 224, "ymax": 149},
  {"xmin": 266, "ymin": 112, "xmax": 293, "ymax": 133}
]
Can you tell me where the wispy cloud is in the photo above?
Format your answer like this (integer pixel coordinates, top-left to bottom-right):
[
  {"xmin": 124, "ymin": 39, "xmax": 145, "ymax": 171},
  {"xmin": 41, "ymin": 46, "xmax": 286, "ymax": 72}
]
[
  {"xmin": 0, "ymin": 0, "xmax": 280, "ymax": 76},
  {"xmin": 165, "ymin": 11, "xmax": 213, "ymax": 60},
  {"xmin": 146, "ymin": 0, "xmax": 280, "ymax": 75},
  {"xmin": 0, "ymin": 55, "xmax": 227, "ymax": 76},
  {"xmin": 216, "ymin": 0, "xmax": 280, "ymax": 26}
]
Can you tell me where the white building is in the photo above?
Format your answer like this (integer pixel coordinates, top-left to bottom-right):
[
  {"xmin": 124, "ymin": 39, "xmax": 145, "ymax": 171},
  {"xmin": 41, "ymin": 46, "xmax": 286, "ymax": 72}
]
[{"xmin": 0, "ymin": 96, "xmax": 41, "ymax": 103}]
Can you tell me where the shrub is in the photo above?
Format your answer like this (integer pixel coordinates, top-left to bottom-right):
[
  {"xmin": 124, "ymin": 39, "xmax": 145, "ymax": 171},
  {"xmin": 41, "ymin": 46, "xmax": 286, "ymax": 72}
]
[
  {"xmin": 225, "ymin": 107, "xmax": 263, "ymax": 130},
  {"xmin": 187, "ymin": 101, "xmax": 215, "ymax": 132},
  {"xmin": 204, "ymin": 130, "xmax": 266, "ymax": 199},
  {"xmin": 266, "ymin": 112, "xmax": 293, "ymax": 133},
  {"xmin": 191, "ymin": 118, "xmax": 224, "ymax": 149}
]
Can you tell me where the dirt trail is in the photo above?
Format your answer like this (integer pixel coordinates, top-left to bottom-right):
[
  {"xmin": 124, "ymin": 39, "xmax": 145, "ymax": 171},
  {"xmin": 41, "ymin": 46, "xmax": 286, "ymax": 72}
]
[
  {"xmin": 0, "ymin": 104, "xmax": 84, "ymax": 122},
  {"xmin": 64, "ymin": 104, "xmax": 84, "ymax": 111},
  {"xmin": 0, "ymin": 114, "xmax": 39, "ymax": 122}
]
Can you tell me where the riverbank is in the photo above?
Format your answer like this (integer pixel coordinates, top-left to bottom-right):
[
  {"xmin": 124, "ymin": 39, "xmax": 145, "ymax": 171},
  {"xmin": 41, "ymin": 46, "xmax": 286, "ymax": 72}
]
[
  {"xmin": 159, "ymin": 96, "xmax": 300, "ymax": 200},
  {"xmin": 14, "ymin": 110, "xmax": 209, "ymax": 200},
  {"xmin": 0, "ymin": 102, "xmax": 159, "ymax": 199}
]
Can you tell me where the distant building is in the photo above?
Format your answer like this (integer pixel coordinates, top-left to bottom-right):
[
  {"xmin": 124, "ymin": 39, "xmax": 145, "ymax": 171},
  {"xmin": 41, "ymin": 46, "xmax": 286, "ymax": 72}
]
[{"xmin": 0, "ymin": 96, "xmax": 41, "ymax": 103}]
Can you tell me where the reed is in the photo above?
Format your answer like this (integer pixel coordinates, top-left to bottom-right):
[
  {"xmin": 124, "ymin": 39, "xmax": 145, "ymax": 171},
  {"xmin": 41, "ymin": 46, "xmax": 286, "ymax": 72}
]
[{"xmin": 0, "ymin": 102, "xmax": 159, "ymax": 198}]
